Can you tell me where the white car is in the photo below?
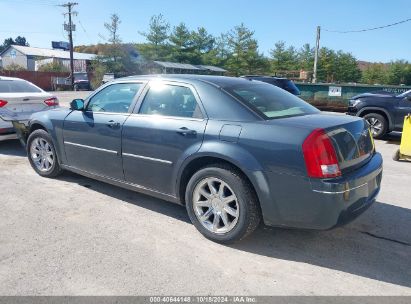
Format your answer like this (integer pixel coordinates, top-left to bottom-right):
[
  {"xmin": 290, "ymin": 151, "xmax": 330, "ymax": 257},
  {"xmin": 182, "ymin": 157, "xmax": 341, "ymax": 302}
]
[{"xmin": 0, "ymin": 76, "xmax": 58, "ymax": 141}]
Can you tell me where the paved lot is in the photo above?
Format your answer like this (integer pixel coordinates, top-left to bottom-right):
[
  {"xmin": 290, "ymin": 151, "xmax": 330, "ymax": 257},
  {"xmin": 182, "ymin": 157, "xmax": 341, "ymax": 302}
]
[{"xmin": 0, "ymin": 92, "xmax": 410, "ymax": 295}]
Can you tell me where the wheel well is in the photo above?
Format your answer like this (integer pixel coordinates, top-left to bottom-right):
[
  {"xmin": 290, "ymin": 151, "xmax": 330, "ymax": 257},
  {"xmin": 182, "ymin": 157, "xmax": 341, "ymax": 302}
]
[
  {"xmin": 359, "ymin": 109, "xmax": 391, "ymax": 128},
  {"xmin": 178, "ymin": 156, "xmax": 259, "ymax": 206},
  {"xmin": 29, "ymin": 123, "xmax": 47, "ymax": 134}
]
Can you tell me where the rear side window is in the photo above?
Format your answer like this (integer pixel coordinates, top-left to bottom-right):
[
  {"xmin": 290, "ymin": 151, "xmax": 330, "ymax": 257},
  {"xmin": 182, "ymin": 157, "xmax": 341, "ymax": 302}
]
[
  {"xmin": 139, "ymin": 83, "xmax": 203, "ymax": 119},
  {"xmin": 0, "ymin": 80, "xmax": 42, "ymax": 93},
  {"xmin": 224, "ymin": 82, "xmax": 318, "ymax": 119}
]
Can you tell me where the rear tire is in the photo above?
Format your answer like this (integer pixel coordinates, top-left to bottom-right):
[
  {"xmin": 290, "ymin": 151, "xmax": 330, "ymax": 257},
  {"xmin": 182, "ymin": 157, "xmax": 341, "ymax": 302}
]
[
  {"xmin": 364, "ymin": 113, "xmax": 388, "ymax": 139},
  {"xmin": 27, "ymin": 129, "xmax": 63, "ymax": 178},
  {"xmin": 185, "ymin": 164, "xmax": 261, "ymax": 244}
]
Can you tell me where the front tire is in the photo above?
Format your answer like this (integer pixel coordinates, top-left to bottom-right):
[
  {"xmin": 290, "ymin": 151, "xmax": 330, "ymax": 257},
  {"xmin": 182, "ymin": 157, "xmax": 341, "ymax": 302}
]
[
  {"xmin": 27, "ymin": 129, "xmax": 63, "ymax": 178},
  {"xmin": 185, "ymin": 164, "xmax": 261, "ymax": 244},
  {"xmin": 364, "ymin": 113, "xmax": 388, "ymax": 139}
]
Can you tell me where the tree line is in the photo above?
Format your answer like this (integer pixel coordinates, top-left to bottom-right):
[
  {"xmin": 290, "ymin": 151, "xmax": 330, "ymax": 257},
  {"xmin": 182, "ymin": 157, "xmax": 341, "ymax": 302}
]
[
  {"xmin": 2, "ymin": 14, "xmax": 410, "ymax": 86},
  {"xmin": 76, "ymin": 14, "xmax": 411, "ymax": 86}
]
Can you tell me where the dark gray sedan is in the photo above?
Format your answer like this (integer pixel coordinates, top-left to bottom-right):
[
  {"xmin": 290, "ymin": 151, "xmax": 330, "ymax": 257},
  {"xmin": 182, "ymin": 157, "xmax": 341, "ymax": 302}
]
[{"xmin": 22, "ymin": 75, "xmax": 383, "ymax": 243}]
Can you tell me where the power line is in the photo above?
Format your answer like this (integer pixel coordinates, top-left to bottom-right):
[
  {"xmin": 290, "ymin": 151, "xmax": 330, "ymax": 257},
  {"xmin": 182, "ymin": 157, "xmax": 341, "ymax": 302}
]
[
  {"xmin": 324, "ymin": 17, "xmax": 411, "ymax": 33},
  {"xmin": 77, "ymin": 19, "xmax": 95, "ymax": 45}
]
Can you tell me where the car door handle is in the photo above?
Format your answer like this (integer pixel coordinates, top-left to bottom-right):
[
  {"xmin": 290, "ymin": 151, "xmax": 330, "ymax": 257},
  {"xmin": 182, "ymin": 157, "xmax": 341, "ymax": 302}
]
[
  {"xmin": 176, "ymin": 127, "xmax": 197, "ymax": 136},
  {"xmin": 107, "ymin": 120, "xmax": 120, "ymax": 128}
]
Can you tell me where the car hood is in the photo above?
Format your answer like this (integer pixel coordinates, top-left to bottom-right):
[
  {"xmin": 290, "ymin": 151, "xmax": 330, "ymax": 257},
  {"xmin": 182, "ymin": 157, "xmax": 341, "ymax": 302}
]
[
  {"xmin": 352, "ymin": 92, "xmax": 395, "ymax": 99},
  {"xmin": 26, "ymin": 106, "xmax": 71, "ymax": 122}
]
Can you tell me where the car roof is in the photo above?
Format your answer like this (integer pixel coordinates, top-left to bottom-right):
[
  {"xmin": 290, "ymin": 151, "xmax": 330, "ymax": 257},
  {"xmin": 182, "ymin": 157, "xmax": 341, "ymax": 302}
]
[
  {"xmin": 241, "ymin": 75, "xmax": 289, "ymax": 80},
  {"xmin": 115, "ymin": 74, "xmax": 255, "ymax": 88}
]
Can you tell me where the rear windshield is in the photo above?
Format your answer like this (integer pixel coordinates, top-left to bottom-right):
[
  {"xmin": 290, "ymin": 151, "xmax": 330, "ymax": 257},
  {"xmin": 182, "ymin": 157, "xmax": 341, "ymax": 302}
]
[
  {"xmin": 224, "ymin": 82, "xmax": 319, "ymax": 119},
  {"xmin": 0, "ymin": 80, "xmax": 42, "ymax": 93}
]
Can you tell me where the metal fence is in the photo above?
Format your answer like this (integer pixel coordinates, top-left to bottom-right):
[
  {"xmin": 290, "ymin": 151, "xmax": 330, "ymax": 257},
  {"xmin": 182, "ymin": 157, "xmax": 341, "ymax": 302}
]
[{"xmin": 296, "ymin": 83, "xmax": 411, "ymax": 112}]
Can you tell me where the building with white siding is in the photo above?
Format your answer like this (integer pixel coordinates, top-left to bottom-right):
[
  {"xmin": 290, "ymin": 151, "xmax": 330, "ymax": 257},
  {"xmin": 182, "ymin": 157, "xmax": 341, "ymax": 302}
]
[{"xmin": 0, "ymin": 45, "xmax": 96, "ymax": 72}]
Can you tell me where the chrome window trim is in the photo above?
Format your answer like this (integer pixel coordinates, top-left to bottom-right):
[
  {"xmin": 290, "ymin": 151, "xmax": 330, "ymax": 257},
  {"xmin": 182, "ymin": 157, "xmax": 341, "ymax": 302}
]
[
  {"xmin": 122, "ymin": 152, "xmax": 173, "ymax": 165},
  {"xmin": 64, "ymin": 141, "xmax": 118, "ymax": 154}
]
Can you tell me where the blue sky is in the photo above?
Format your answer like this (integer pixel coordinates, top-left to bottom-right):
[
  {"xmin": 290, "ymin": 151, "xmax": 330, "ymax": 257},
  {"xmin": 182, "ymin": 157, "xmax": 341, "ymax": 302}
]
[{"xmin": 1, "ymin": 0, "xmax": 410, "ymax": 62}]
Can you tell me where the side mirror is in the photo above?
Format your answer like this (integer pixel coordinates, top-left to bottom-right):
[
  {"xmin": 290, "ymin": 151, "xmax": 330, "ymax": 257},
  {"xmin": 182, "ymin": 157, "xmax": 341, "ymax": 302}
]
[
  {"xmin": 406, "ymin": 95, "xmax": 411, "ymax": 101},
  {"xmin": 70, "ymin": 99, "xmax": 85, "ymax": 111}
]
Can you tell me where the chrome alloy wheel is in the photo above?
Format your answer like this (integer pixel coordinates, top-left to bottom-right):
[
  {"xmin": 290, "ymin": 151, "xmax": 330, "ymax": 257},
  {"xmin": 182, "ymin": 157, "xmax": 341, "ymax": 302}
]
[
  {"xmin": 30, "ymin": 138, "xmax": 54, "ymax": 172},
  {"xmin": 192, "ymin": 177, "xmax": 240, "ymax": 234},
  {"xmin": 366, "ymin": 117, "xmax": 383, "ymax": 136}
]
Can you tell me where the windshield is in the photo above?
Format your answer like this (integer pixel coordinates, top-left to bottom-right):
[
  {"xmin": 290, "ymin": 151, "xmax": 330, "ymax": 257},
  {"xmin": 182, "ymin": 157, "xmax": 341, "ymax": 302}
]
[
  {"xmin": 224, "ymin": 82, "xmax": 319, "ymax": 119},
  {"xmin": 276, "ymin": 79, "xmax": 301, "ymax": 95},
  {"xmin": 397, "ymin": 89, "xmax": 411, "ymax": 98},
  {"xmin": 74, "ymin": 73, "xmax": 89, "ymax": 81}
]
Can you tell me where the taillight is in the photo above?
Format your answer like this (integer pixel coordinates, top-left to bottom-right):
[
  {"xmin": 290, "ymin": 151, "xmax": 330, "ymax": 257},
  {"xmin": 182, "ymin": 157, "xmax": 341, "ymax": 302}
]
[
  {"xmin": 0, "ymin": 100, "xmax": 8, "ymax": 107},
  {"xmin": 302, "ymin": 128, "xmax": 341, "ymax": 179},
  {"xmin": 44, "ymin": 97, "xmax": 59, "ymax": 106}
]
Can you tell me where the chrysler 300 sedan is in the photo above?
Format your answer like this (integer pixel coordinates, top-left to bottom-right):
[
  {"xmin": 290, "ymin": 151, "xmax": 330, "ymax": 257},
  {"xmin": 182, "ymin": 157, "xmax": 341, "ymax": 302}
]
[{"xmin": 22, "ymin": 75, "xmax": 383, "ymax": 243}]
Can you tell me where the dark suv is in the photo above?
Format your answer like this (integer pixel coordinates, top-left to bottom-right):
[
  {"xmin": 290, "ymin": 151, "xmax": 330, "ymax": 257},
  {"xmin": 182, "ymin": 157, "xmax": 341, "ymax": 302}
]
[
  {"xmin": 347, "ymin": 89, "xmax": 411, "ymax": 138},
  {"xmin": 241, "ymin": 76, "xmax": 300, "ymax": 95}
]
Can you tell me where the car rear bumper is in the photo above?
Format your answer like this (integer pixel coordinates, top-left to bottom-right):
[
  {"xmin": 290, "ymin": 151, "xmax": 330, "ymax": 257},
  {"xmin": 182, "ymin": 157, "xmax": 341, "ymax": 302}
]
[
  {"xmin": 257, "ymin": 152, "xmax": 383, "ymax": 230},
  {"xmin": 0, "ymin": 123, "xmax": 17, "ymax": 141},
  {"xmin": 0, "ymin": 132, "xmax": 18, "ymax": 141}
]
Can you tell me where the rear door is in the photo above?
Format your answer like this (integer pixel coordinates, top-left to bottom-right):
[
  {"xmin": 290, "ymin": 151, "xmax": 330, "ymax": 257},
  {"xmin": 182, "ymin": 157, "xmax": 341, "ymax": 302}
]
[
  {"xmin": 63, "ymin": 82, "xmax": 145, "ymax": 180},
  {"xmin": 396, "ymin": 94, "xmax": 411, "ymax": 128},
  {"xmin": 122, "ymin": 81, "xmax": 207, "ymax": 195}
]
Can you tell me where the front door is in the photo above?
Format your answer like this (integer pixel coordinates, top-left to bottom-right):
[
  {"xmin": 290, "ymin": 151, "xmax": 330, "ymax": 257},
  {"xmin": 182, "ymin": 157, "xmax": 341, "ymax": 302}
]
[
  {"xmin": 122, "ymin": 81, "xmax": 207, "ymax": 195},
  {"xmin": 63, "ymin": 82, "xmax": 144, "ymax": 180}
]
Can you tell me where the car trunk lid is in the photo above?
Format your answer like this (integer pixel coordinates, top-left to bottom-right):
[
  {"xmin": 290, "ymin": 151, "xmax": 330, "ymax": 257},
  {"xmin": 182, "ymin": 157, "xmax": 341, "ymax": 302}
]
[{"xmin": 267, "ymin": 113, "xmax": 375, "ymax": 173}]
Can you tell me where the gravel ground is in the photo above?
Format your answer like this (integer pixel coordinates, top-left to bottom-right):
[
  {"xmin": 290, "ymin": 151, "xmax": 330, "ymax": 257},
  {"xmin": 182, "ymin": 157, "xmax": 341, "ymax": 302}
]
[{"xmin": 0, "ymin": 92, "xmax": 410, "ymax": 295}]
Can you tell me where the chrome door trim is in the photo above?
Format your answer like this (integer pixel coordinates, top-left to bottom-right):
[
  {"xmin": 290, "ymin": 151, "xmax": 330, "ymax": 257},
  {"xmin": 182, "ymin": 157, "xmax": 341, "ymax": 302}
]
[
  {"xmin": 122, "ymin": 152, "xmax": 173, "ymax": 165},
  {"xmin": 64, "ymin": 141, "xmax": 118, "ymax": 154}
]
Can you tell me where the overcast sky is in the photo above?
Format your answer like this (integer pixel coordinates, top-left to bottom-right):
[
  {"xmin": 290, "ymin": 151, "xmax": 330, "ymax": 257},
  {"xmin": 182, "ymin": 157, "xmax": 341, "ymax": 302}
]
[{"xmin": 1, "ymin": 0, "xmax": 410, "ymax": 62}]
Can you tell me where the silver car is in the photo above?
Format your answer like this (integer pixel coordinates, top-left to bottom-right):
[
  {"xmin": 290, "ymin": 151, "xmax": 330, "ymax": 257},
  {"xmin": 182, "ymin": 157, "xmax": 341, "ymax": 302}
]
[{"xmin": 0, "ymin": 76, "xmax": 58, "ymax": 141}]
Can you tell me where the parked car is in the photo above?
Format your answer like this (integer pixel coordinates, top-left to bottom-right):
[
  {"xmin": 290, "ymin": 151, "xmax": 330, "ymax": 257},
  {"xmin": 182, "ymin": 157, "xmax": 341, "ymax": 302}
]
[
  {"xmin": 73, "ymin": 72, "xmax": 91, "ymax": 91},
  {"xmin": 19, "ymin": 75, "xmax": 382, "ymax": 243},
  {"xmin": 51, "ymin": 72, "xmax": 91, "ymax": 91},
  {"xmin": 240, "ymin": 75, "xmax": 301, "ymax": 95},
  {"xmin": 0, "ymin": 76, "xmax": 58, "ymax": 141},
  {"xmin": 102, "ymin": 73, "xmax": 115, "ymax": 84},
  {"xmin": 347, "ymin": 89, "xmax": 411, "ymax": 138}
]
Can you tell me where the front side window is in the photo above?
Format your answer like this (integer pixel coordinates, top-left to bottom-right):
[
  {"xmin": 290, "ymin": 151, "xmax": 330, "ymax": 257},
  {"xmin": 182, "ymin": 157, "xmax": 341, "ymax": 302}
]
[
  {"xmin": 87, "ymin": 83, "xmax": 142, "ymax": 113},
  {"xmin": 0, "ymin": 80, "xmax": 42, "ymax": 93},
  {"xmin": 224, "ymin": 82, "xmax": 318, "ymax": 119},
  {"xmin": 139, "ymin": 83, "xmax": 202, "ymax": 119}
]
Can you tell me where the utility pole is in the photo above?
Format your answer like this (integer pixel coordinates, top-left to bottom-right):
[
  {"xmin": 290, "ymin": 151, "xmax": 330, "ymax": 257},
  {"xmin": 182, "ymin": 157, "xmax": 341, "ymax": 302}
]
[
  {"xmin": 313, "ymin": 26, "xmax": 321, "ymax": 83},
  {"xmin": 60, "ymin": 2, "xmax": 78, "ymax": 90}
]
